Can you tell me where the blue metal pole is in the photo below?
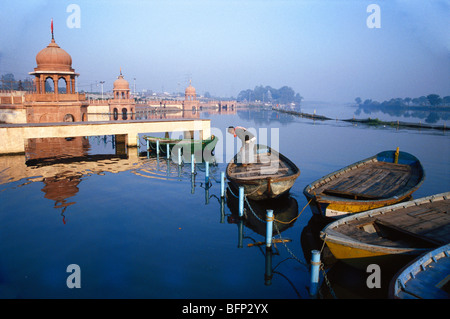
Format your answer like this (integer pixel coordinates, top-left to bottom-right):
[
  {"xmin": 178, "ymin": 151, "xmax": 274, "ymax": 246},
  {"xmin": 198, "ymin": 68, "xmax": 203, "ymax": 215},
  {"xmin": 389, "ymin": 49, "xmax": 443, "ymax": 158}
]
[
  {"xmin": 220, "ymin": 172, "xmax": 225, "ymax": 198},
  {"xmin": 238, "ymin": 186, "xmax": 244, "ymax": 217},
  {"xmin": 310, "ymin": 250, "xmax": 321, "ymax": 297},
  {"xmin": 238, "ymin": 220, "xmax": 244, "ymax": 248},
  {"xmin": 266, "ymin": 210, "xmax": 274, "ymax": 248}
]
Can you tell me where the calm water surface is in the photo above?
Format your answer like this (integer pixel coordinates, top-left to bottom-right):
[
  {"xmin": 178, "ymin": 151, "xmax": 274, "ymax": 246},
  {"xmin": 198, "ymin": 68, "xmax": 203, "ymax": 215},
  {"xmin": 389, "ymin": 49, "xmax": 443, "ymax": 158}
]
[{"xmin": 0, "ymin": 108, "xmax": 448, "ymax": 299}]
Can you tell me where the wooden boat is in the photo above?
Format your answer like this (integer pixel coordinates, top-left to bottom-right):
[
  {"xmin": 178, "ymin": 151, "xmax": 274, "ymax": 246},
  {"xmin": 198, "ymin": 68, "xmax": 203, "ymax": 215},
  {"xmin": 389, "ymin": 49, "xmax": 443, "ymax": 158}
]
[
  {"xmin": 320, "ymin": 192, "xmax": 450, "ymax": 271},
  {"xmin": 143, "ymin": 134, "xmax": 218, "ymax": 156},
  {"xmin": 226, "ymin": 145, "xmax": 300, "ymax": 201},
  {"xmin": 389, "ymin": 243, "xmax": 450, "ymax": 299},
  {"xmin": 303, "ymin": 149, "xmax": 425, "ymax": 218}
]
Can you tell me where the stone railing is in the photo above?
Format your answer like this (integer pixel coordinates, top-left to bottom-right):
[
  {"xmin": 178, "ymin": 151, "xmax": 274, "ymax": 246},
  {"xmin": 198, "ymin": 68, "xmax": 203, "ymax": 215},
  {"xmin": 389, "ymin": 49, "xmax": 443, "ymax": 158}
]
[{"xmin": 24, "ymin": 93, "xmax": 86, "ymax": 102}]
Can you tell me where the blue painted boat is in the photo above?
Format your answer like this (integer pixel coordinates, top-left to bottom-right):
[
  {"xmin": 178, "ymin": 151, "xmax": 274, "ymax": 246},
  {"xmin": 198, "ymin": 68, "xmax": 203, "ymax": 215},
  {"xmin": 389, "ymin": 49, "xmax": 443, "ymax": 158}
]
[
  {"xmin": 303, "ymin": 148, "xmax": 425, "ymax": 218},
  {"xmin": 389, "ymin": 243, "xmax": 450, "ymax": 299}
]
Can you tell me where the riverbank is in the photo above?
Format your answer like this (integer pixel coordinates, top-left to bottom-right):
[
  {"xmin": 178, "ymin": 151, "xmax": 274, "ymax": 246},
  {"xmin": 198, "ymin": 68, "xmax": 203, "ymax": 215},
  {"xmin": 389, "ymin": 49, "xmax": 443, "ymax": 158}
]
[{"xmin": 272, "ymin": 108, "xmax": 447, "ymax": 131}]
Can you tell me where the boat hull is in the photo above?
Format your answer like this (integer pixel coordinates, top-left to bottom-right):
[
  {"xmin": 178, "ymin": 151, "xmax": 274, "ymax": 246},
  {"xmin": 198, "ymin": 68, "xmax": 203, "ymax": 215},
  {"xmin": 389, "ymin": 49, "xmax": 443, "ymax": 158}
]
[
  {"xmin": 144, "ymin": 135, "xmax": 218, "ymax": 159},
  {"xmin": 228, "ymin": 176, "xmax": 298, "ymax": 201},
  {"xmin": 323, "ymin": 237, "xmax": 425, "ymax": 271},
  {"xmin": 303, "ymin": 150, "xmax": 425, "ymax": 218},
  {"xmin": 320, "ymin": 192, "xmax": 449, "ymax": 271},
  {"xmin": 389, "ymin": 243, "xmax": 450, "ymax": 299},
  {"xmin": 226, "ymin": 145, "xmax": 300, "ymax": 201}
]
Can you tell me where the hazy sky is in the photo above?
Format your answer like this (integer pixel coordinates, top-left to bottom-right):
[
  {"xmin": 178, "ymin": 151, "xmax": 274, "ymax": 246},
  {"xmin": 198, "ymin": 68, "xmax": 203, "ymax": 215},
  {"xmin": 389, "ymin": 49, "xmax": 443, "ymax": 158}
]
[{"xmin": 0, "ymin": 0, "xmax": 449, "ymax": 102}]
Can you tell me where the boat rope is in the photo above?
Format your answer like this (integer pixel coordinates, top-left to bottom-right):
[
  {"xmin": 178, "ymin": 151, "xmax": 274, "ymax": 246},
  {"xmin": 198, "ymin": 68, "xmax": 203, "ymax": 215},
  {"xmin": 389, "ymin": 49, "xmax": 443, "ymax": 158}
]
[
  {"xmin": 316, "ymin": 233, "xmax": 338, "ymax": 299},
  {"xmin": 320, "ymin": 263, "xmax": 337, "ymax": 299},
  {"xmin": 226, "ymin": 184, "xmax": 239, "ymax": 198},
  {"xmin": 274, "ymin": 198, "xmax": 312, "ymax": 225},
  {"xmin": 274, "ymin": 222, "xmax": 308, "ymax": 268}
]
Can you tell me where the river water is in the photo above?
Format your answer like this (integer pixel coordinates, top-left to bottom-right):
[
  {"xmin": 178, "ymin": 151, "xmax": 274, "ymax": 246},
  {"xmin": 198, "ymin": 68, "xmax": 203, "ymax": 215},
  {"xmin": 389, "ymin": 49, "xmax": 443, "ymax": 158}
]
[{"xmin": 0, "ymin": 107, "xmax": 448, "ymax": 299}]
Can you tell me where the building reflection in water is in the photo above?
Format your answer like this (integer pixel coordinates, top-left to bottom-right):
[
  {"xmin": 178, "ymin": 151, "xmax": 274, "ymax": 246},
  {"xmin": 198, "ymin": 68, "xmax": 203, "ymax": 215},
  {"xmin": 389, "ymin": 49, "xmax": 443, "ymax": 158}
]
[
  {"xmin": 0, "ymin": 132, "xmax": 219, "ymax": 225},
  {"xmin": 0, "ymin": 135, "xmax": 131, "ymax": 224}
]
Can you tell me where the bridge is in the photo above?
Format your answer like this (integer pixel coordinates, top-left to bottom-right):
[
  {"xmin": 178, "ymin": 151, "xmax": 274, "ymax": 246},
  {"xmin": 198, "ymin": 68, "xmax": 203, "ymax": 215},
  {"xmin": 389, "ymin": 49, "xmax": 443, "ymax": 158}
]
[{"xmin": 0, "ymin": 118, "xmax": 211, "ymax": 154}]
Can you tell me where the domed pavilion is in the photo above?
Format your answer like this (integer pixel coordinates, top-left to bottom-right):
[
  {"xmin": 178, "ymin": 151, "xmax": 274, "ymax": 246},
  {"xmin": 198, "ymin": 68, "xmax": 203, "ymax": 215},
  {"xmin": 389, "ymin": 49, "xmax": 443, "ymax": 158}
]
[
  {"xmin": 183, "ymin": 80, "xmax": 198, "ymax": 111},
  {"xmin": 109, "ymin": 69, "xmax": 135, "ymax": 120},
  {"xmin": 25, "ymin": 23, "xmax": 88, "ymax": 123}
]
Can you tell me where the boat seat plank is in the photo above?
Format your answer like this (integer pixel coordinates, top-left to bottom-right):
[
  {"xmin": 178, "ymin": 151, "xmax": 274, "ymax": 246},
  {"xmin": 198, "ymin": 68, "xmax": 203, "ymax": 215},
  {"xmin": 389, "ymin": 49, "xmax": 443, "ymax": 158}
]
[
  {"xmin": 374, "ymin": 219, "xmax": 445, "ymax": 246},
  {"xmin": 231, "ymin": 166, "xmax": 289, "ymax": 178},
  {"xmin": 322, "ymin": 189, "xmax": 380, "ymax": 200}
]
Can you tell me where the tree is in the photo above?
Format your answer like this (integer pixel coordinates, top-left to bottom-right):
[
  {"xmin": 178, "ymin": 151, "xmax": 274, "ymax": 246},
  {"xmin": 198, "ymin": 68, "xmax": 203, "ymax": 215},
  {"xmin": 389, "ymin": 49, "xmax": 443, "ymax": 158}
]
[
  {"xmin": 1, "ymin": 73, "xmax": 16, "ymax": 90},
  {"xmin": 427, "ymin": 94, "xmax": 442, "ymax": 106},
  {"xmin": 355, "ymin": 97, "xmax": 362, "ymax": 105},
  {"xmin": 442, "ymin": 96, "xmax": 450, "ymax": 106}
]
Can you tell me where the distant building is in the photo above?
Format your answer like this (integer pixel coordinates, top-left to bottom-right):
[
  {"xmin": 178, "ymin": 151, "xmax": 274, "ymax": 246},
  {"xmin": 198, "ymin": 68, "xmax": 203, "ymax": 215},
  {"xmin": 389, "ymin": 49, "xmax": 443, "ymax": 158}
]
[
  {"xmin": 109, "ymin": 69, "xmax": 136, "ymax": 120},
  {"xmin": 183, "ymin": 80, "xmax": 198, "ymax": 111}
]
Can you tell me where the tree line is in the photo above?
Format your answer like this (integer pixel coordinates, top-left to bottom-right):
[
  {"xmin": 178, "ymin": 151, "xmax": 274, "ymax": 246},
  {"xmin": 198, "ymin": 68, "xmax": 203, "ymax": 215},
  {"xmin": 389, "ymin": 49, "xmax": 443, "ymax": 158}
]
[
  {"xmin": 237, "ymin": 85, "xmax": 303, "ymax": 105},
  {"xmin": 355, "ymin": 94, "xmax": 450, "ymax": 108},
  {"xmin": 0, "ymin": 73, "xmax": 34, "ymax": 91}
]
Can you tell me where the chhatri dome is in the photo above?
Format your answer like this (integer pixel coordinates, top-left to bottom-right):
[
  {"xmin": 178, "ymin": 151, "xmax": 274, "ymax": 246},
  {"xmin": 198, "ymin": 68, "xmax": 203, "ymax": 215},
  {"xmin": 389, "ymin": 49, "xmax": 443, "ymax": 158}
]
[
  {"xmin": 113, "ymin": 69, "xmax": 130, "ymax": 91},
  {"xmin": 35, "ymin": 38, "xmax": 74, "ymax": 72},
  {"xmin": 185, "ymin": 80, "xmax": 196, "ymax": 95},
  {"xmin": 185, "ymin": 80, "xmax": 196, "ymax": 102}
]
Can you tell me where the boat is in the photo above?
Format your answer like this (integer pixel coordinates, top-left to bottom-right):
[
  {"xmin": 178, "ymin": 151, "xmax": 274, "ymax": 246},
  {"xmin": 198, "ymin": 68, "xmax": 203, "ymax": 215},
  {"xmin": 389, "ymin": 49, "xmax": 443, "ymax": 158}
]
[
  {"xmin": 303, "ymin": 149, "xmax": 425, "ymax": 218},
  {"xmin": 320, "ymin": 192, "xmax": 450, "ymax": 271},
  {"xmin": 389, "ymin": 243, "xmax": 450, "ymax": 299},
  {"xmin": 226, "ymin": 145, "xmax": 300, "ymax": 200},
  {"xmin": 143, "ymin": 134, "xmax": 218, "ymax": 157}
]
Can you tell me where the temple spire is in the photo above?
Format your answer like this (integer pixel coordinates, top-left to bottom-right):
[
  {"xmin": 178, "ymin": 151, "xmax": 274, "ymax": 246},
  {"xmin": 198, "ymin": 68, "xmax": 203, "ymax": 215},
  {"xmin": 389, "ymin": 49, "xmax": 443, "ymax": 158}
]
[{"xmin": 51, "ymin": 18, "xmax": 54, "ymax": 40}]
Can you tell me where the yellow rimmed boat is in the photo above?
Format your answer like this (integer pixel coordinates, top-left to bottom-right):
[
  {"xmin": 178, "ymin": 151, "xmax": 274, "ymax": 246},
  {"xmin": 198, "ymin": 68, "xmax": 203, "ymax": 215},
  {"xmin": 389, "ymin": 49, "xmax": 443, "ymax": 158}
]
[
  {"xmin": 303, "ymin": 149, "xmax": 425, "ymax": 218},
  {"xmin": 320, "ymin": 192, "xmax": 450, "ymax": 271}
]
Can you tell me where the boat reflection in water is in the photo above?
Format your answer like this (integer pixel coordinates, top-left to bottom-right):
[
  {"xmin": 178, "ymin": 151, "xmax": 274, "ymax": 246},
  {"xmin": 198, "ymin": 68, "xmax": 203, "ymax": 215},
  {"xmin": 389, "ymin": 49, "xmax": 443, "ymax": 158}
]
[{"xmin": 225, "ymin": 189, "xmax": 303, "ymax": 288}]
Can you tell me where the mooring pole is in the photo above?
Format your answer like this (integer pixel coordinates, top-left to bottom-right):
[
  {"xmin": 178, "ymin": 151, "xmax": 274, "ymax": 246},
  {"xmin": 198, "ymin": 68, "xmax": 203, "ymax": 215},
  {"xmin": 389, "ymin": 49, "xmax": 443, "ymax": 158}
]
[
  {"xmin": 238, "ymin": 219, "xmax": 244, "ymax": 248},
  {"xmin": 265, "ymin": 247, "xmax": 273, "ymax": 286},
  {"xmin": 191, "ymin": 154, "xmax": 195, "ymax": 174},
  {"xmin": 166, "ymin": 144, "xmax": 170, "ymax": 159},
  {"xmin": 205, "ymin": 161, "xmax": 209, "ymax": 182},
  {"xmin": 146, "ymin": 138, "xmax": 149, "ymax": 151},
  {"xmin": 266, "ymin": 210, "xmax": 274, "ymax": 248},
  {"xmin": 220, "ymin": 198, "xmax": 225, "ymax": 223},
  {"xmin": 156, "ymin": 140, "xmax": 160, "ymax": 155},
  {"xmin": 220, "ymin": 172, "xmax": 225, "ymax": 198},
  {"xmin": 238, "ymin": 186, "xmax": 244, "ymax": 217},
  {"xmin": 310, "ymin": 250, "xmax": 321, "ymax": 297},
  {"xmin": 178, "ymin": 148, "xmax": 182, "ymax": 165}
]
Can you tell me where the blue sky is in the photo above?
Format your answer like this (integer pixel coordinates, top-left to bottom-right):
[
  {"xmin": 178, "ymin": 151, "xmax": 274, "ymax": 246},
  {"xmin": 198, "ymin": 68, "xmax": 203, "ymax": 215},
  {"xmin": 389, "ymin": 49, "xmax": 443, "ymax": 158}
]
[{"xmin": 0, "ymin": 0, "xmax": 448, "ymax": 102}]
